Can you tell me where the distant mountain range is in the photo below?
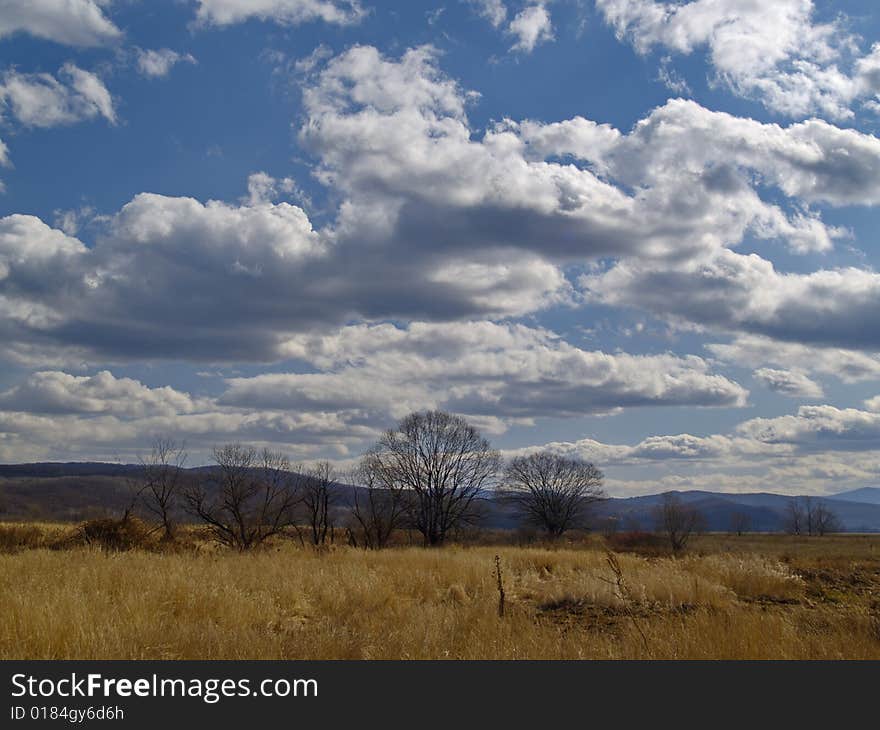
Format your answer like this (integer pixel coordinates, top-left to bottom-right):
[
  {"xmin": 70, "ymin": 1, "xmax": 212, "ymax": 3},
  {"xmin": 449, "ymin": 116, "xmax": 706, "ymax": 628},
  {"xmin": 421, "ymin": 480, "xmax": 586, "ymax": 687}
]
[
  {"xmin": 2, "ymin": 462, "xmax": 880, "ymax": 532},
  {"xmin": 827, "ymin": 487, "xmax": 880, "ymax": 505},
  {"xmin": 591, "ymin": 490, "xmax": 880, "ymax": 533}
]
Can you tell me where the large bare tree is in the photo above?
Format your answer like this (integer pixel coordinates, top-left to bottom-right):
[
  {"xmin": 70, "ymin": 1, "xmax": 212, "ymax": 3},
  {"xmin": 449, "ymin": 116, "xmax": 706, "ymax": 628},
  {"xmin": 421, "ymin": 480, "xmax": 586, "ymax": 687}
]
[
  {"xmin": 139, "ymin": 437, "xmax": 187, "ymax": 540},
  {"xmin": 184, "ymin": 444, "xmax": 300, "ymax": 550},
  {"xmin": 500, "ymin": 452, "xmax": 605, "ymax": 537},
  {"xmin": 368, "ymin": 410, "xmax": 500, "ymax": 546},
  {"xmin": 346, "ymin": 453, "xmax": 410, "ymax": 549}
]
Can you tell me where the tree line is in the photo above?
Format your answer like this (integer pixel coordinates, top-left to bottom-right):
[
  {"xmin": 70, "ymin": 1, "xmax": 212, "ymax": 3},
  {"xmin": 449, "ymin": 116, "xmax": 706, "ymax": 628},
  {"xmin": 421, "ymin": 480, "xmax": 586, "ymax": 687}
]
[
  {"xmin": 129, "ymin": 410, "xmax": 607, "ymax": 550},
  {"xmin": 126, "ymin": 409, "xmax": 843, "ymax": 551}
]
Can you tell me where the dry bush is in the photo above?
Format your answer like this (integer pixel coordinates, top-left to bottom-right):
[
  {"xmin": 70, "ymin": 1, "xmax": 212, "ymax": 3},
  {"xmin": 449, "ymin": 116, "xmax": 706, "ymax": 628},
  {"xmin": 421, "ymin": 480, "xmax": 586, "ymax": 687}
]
[
  {"xmin": 0, "ymin": 524, "xmax": 47, "ymax": 553},
  {"xmin": 605, "ymin": 530, "xmax": 666, "ymax": 555},
  {"xmin": 69, "ymin": 517, "xmax": 153, "ymax": 552}
]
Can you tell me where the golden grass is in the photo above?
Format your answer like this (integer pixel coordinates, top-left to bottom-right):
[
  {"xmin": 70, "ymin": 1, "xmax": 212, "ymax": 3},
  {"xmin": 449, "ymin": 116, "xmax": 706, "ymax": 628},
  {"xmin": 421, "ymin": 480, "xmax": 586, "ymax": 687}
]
[{"xmin": 2, "ymin": 528, "xmax": 880, "ymax": 659}]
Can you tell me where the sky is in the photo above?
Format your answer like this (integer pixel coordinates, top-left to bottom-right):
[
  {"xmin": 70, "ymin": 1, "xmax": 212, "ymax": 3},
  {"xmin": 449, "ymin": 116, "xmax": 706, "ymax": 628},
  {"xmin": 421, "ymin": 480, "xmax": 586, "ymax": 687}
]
[{"xmin": 2, "ymin": 0, "xmax": 880, "ymax": 496}]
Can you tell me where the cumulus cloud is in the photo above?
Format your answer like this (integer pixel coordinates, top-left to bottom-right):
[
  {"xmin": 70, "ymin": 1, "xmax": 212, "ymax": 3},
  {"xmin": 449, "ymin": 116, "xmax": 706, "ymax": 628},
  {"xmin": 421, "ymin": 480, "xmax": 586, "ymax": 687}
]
[
  {"xmin": 0, "ymin": 368, "xmax": 380, "ymax": 462},
  {"xmin": 503, "ymin": 401, "xmax": 880, "ymax": 495},
  {"xmin": 504, "ymin": 431, "xmax": 785, "ymax": 466},
  {"xmin": 302, "ymin": 49, "xmax": 850, "ymax": 273},
  {"xmin": 193, "ymin": 0, "xmax": 365, "ymax": 27},
  {"xmin": 0, "ymin": 371, "xmax": 201, "ymax": 418},
  {"xmin": 604, "ymin": 99, "xmax": 880, "ymax": 210},
  {"xmin": 0, "ymin": 317, "xmax": 749, "ymax": 462},
  {"xmin": 222, "ymin": 321, "xmax": 748, "ymax": 422},
  {"xmin": 0, "ymin": 192, "xmax": 570, "ymax": 363},
  {"xmin": 0, "ymin": 406, "xmax": 376, "ymax": 463},
  {"xmin": 0, "ymin": 64, "xmax": 116, "ymax": 127},
  {"xmin": 584, "ymin": 248, "xmax": 880, "ymax": 351},
  {"xmin": 596, "ymin": 0, "xmax": 880, "ymax": 119},
  {"xmin": 2, "ymin": 47, "xmax": 880, "ymax": 365},
  {"xmin": 136, "ymin": 48, "xmax": 197, "ymax": 78},
  {"xmin": 508, "ymin": 4, "xmax": 553, "ymax": 53},
  {"xmin": 753, "ymin": 368, "xmax": 824, "ymax": 399},
  {"xmin": 0, "ymin": 0, "xmax": 121, "ymax": 47},
  {"xmin": 0, "ymin": 212, "xmax": 86, "ymax": 285},
  {"xmin": 708, "ymin": 336, "xmax": 880, "ymax": 385},
  {"xmin": 739, "ymin": 405, "xmax": 880, "ymax": 452}
]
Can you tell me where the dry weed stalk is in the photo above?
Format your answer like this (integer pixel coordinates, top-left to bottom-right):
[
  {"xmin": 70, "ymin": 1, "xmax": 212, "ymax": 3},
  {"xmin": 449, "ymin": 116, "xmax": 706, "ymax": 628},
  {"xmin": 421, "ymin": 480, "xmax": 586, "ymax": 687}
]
[
  {"xmin": 494, "ymin": 554, "xmax": 506, "ymax": 617},
  {"xmin": 601, "ymin": 550, "xmax": 649, "ymax": 652}
]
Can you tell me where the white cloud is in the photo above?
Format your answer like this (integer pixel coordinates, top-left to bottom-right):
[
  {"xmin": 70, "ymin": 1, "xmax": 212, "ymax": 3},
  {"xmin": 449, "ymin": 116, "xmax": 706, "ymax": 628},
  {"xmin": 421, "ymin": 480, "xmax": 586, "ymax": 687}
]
[
  {"xmin": 596, "ymin": 0, "xmax": 879, "ymax": 119},
  {"xmin": 193, "ymin": 0, "xmax": 365, "ymax": 27},
  {"xmin": 0, "ymin": 64, "xmax": 116, "ymax": 128},
  {"xmin": 0, "ymin": 189, "xmax": 570, "ymax": 364},
  {"xmin": 222, "ymin": 321, "xmax": 748, "ymax": 423},
  {"xmin": 0, "ymin": 405, "xmax": 376, "ymax": 463},
  {"xmin": 708, "ymin": 336, "xmax": 880, "ymax": 384},
  {"xmin": 0, "ymin": 368, "xmax": 380, "ymax": 462},
  {"xmin": 0, "ymin": 136, "xmax": 9, "ymax": 192},
  {"xmin": 504, "ymin": 431, "xmax": 785, "ymax": 466},
  {"xmin": 605, "ymin": 98, "xmax": 880, "ymax": 210},
  {"xmin": 502, "ymin": 400, "xmax": 880, "ymax": 495},
  {"xmin": 302, "ymin": 49, "xmax": 851, "ymax": 278},
  {"xmin": 657, "ymin": 55, "xmax": 691, "ymax": 95},
  {"xmin": 753, "ymin": 368, "xmax": 824, "ymax": 399},
  {"xmin": 2, "ymin": 48, "xmax": 879, "ymax": 365},
  {"xmin": 466, "ymin": 0, "xmax": 508, "ymax": 28},
  {"xmin": 244, "ymin": 171, "xmax": 304, "ymax": 206},
  {"xmin": 136, "ymin": 48, "xmax": 197, "ymax": 78},
  {"xmin": 0, "ymin": 0, "xmax": 121, "ymax": 47},
  {"xmin": 584, "ymin": 247, "xmax": 880, "ymax": 351},
  {"xmin": 739, "ymin": 405, "xmax": 880, "ymax": 452},
  {"xmin": 0, "ymin": 213, "xmax": 86, "ymax": 279},
  {"xmin": 508, "ymin": 4, "xmax": 553, "ymax": 53},
  {"xmin": 51, "ymin": 207, "xmax": 96, "ymax": 237},
  {"xmin": 0, "ymin": 371, "xmax": 201, "ymax": 418}
]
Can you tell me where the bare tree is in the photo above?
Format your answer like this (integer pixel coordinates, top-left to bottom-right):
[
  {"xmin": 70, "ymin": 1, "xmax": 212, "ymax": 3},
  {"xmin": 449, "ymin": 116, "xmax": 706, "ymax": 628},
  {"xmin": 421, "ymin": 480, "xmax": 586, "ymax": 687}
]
[
  {"xmin": 347, "ymin": 454, "xmax": 409, "ymax": 549},
  {"xmin": 139, "ymin": 437, "xmax": 187, "ymax": 540},
  {"xmin": 785, "ymin": 497, "xmax": 842, "ymax": 536},
  {"xmin": 367, "ymin": 410, "xmax": 501, "ymax": 546},
  {"xmin": 184, "ymin": 444, "xmax": 300, "ymax": 550},
  {"xmin": 812, "ymin": 501, "xmax": 842, "ymax": 536},
  {"xmin": 729, "ymin": 510, "xmax": 752, "ymax": 537},
  {"xmin": 653, "ymin": 493, "xmax": 705, "ymax": 552},
  {"xmin": 500, "ymin": 452, "xmax": 606, "ymax": 537},
  {"xmin": 300, "ymin": 461, "xmax": 340, "ymax": 546},
  {"xmin": 784, "ymin": 498, "xmax": 805, "ymax": 535}
]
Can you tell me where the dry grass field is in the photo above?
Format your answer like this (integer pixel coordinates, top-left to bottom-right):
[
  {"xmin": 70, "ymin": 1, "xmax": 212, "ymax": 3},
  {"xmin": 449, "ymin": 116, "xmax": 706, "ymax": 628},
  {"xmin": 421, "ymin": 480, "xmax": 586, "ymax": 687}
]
[{"xmin": 2, "ymin": 523, "xmax": 880, "ymax": 659}]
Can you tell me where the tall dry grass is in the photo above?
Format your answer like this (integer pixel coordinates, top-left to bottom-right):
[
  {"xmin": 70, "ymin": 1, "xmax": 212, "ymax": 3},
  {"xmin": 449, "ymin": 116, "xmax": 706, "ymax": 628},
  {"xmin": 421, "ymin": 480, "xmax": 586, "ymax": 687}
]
[{"xmin": 2, "ymin": 531, "xmax": 879, "ymax": 659}]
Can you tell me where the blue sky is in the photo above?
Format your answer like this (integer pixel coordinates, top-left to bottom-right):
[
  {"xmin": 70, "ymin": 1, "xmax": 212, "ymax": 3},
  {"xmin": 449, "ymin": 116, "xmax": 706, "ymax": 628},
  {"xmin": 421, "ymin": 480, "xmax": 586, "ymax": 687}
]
[{"xmin": 3, "ymin": 0, "xmax": 880, "ymax": 496}]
